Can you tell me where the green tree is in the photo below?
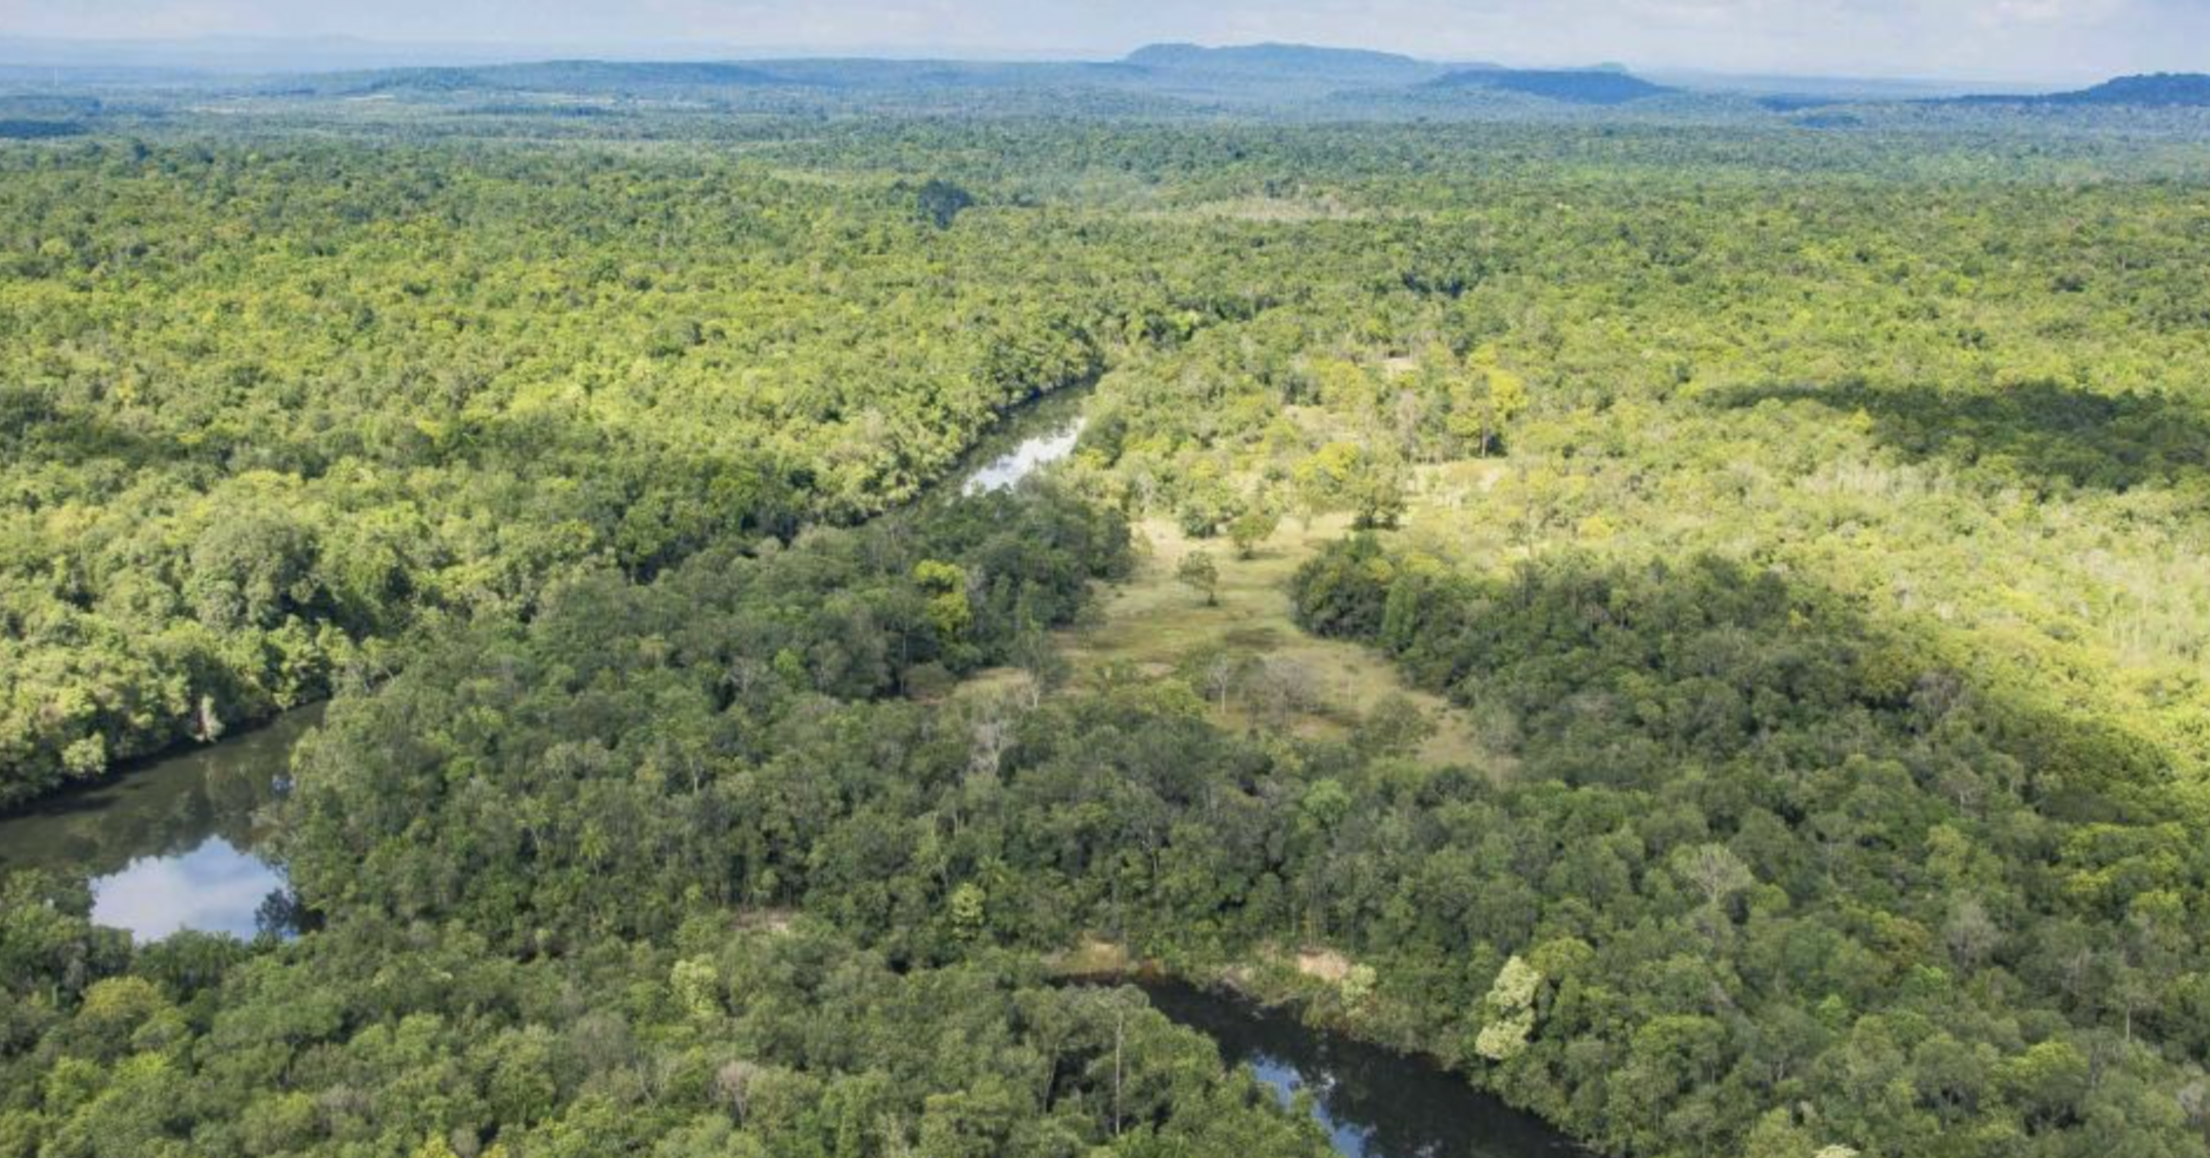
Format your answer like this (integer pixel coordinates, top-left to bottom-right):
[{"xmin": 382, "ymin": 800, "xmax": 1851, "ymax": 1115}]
[
  {"xmin": 1177, "ymin": 551, "xmax": 1221, "ymax": 607},
  {"xmin": 1227, "ymin": 505, "xmax": 1281, "ymax": 560},
  {"xmin": 1475, "ymin": 955, "xmax": 1544, "ymax": 1062}
]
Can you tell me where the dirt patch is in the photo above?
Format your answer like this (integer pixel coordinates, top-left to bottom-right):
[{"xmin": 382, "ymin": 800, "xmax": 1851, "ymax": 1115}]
[
  {"xmin": 736, "ymin": 909, "xmax": 798, "ymax": 936},
  {"xmin": 1048, "ymin": 936, "xmax": 1140, "ymax": 978},
  {"xmin": 1296, "ymin": 948, "xmax": 1355, "ymax": 984}
]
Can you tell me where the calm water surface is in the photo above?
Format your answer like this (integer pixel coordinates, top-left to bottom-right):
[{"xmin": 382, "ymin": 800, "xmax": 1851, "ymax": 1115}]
[
  {"xmin": 957, "ymin": 388, "xmax": 1091, "ymax": 495},
  {"xmin": 0, "ymin": 704, "xmax": 321, "ymax": 940},
  {"xmin": 1139, "ymin": 980, "xmax": 1580, "ymax": 1158}
]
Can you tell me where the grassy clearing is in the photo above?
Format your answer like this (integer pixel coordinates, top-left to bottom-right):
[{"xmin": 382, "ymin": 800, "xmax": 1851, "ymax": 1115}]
[
  {"xmin": 972, "ymin": 506, "xmax": 1496, "ymax": 774},
  {"xmin": 956, "ymin": 393, "xmax": 1508, "ymax": 773}
]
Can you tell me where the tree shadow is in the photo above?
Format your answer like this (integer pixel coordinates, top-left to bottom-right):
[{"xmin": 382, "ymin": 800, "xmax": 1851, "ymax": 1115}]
[
  {"xmin": 0, "ymin": 387, "xmax": 225, "ymax": 473},
  {"xmin": 1288, "ymin": 537, "xmax": 2210, "ymax": 1135},
  {"xmin": 1295, "ymin": 536, "xmax": 2174, "ymax": 827},
  {"xmin": 1713, "ymin": 380, "xmax": 2210, "ymax": 499}
]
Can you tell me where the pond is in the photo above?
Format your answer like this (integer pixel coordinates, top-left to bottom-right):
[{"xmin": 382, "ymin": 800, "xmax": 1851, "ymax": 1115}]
[
  {"xmin": 1137, "ymin": 979, "xmax": 1580, "ymax": 1158},
  {"xmin": 0, "ymin": 704, "xmax": 321, "ymax": 940}
]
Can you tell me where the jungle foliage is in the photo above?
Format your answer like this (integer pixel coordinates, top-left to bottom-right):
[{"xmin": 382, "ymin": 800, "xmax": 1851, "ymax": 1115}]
[{"xmin": 4, "ymin": 91, "xmax": 2210, "ymax": 1158}]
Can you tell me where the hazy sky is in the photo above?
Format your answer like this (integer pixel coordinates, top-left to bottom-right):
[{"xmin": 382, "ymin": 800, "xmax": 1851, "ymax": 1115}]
[{"xmin": 4, "ymin": 0, "xmax": 2207, "ymax": 81}]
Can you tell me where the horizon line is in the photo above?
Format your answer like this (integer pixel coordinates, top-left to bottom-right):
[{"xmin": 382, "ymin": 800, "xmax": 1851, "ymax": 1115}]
[{"xmin": 0, "ymin": 32, "xmax": 2112, "ymax": 89}]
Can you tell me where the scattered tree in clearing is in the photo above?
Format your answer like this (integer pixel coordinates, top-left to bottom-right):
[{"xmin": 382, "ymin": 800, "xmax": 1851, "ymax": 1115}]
[
  {"xmin": 1177, "ymin": 550, "xmax": 1221, "ymax": 606},
  {"xmin": 1228, "ymin": 505, "xmax": 1280, "ymax": 559}
]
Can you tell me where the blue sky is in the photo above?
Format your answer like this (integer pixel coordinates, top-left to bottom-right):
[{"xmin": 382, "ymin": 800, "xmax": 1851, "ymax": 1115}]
[{"xmin": 3, "ymin": 0, "xmax": 2205, "ymax": 81}]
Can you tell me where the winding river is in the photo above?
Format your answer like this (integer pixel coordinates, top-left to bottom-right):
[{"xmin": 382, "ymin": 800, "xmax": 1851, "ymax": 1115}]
[
  {"xmin": 950, "ymin": 386, "xmax": 1091, "ymax": 498},
  {"xmin": 0, "ymin": 390, "xmax": 1580, "ymax": 1156},
  {"xmin": 0, "ymin": 390, "xmax": 1096, "ymax": 940}
]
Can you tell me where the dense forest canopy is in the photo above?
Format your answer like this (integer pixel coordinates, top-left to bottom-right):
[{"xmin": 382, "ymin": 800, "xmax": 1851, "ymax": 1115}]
[
  {"xmin": 0, "ymin": 142, "xmax": 1182, "ymax": 801},
  {"xmin": 3, "ymin": 63, "xmax": 2210, "ymax": 1158}
]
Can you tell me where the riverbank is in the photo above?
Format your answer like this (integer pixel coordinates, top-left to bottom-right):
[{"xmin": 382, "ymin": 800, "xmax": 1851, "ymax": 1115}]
[
  {"xmin": 0, "ymin": 378, "xmax": 1100, "ymax": 820},
  {"xmin": 1052, "ymin": 941, "xmax": 1577, "ymax": 1158},
  {"xmin": 0, "ymin": 703, "xmax": 322, "ymax": 938},
  {"xmin": 0, "ymin": 382, "xmax": 1106, "ymax": 938}
]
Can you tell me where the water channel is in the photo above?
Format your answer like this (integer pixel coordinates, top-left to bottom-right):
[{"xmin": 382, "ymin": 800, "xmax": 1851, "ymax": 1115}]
[
  {"xmin": 1138, "ymin": 979, "xmax": 1580, "ymax": 1158},
  {"xmin": 953, "ymin": 387, "xmax": 1091, "ymax": 497},
  {"xmin": 0, "ymin": 389, "xmax": 1095, "ymax": 941},
  {"xmin": 0, "ymin": 704, "xmax": 322, "ymax": 940},
  {"xmin": 0, "ymin": 388, "xmax": 1580, "ymax": 1156}
]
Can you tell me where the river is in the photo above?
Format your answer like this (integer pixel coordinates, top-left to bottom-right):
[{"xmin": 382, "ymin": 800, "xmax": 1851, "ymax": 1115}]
[
  {"xmin": 963, "ymin": 390, "xmax": 1571, "ymax": 1155},
  {"xmin": 0, "ymin": 392, "xmax": 1097, "ymax": 941},
  {"xmin": 0, "ymin": 704, "xmax": 322, "ymax": 940},
  {"xmin": 1138, "ymin": 980, "xmax": 1580, "ymax": 1158},
  {"xmin": 0, "ymin": 401, "xmax": 1583, "ymax": 1154},
  {"xmin": 948, "ymin": 385, "xmax": 1091, "ymax": 498}
]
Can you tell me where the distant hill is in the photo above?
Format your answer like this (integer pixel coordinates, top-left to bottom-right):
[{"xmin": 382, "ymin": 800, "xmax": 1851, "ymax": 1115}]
[
  {"xmin": 268, "ymin": 47, "xmax": 1714, "ymax": 114},
  {"xmin": 317, "ymin": 59, "xmax": 790, "ymax": 97},
  {"xmin": 1124, "ymin": 42, "xmax": 1441, "ymax": 86},
  {"xmin": 1427, "ymin": 67, "xmax": 1677, "ymax": 105},
  {"xmin": 1955, "ymin": 72, "xmax": 2210, "ymax": 107},
  {"xmin": 0, "ymin": 119, "xmax": 86, "ymax": 139}
]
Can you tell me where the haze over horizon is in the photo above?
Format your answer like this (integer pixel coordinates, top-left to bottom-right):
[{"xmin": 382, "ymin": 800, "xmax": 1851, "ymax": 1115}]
[{"xmin": 2, "ymin": 0, "xmax": 2206, "ymax": 83}]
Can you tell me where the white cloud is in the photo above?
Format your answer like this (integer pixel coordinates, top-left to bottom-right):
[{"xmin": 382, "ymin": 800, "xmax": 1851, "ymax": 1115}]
[{"xmin": 92, "ymin": 839, "xmax": 283, "ymax": 941}]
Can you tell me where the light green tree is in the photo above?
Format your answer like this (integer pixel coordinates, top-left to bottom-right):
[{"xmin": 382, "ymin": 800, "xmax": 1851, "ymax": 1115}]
[
  {"xmin": 672, "ymin": 956, "xmax": 724, "ymax": 1022},
  {"xmin": 1475, "ymin": 955, "xmax": 1544, "ymax": 1062},
  {"xmin": 950, "ymin": 882, "xmax": 988, "ymax": 940},
  {"xmin": 1176, "ymin": 551, "xmax": 1221, "ymax": 607},
  {"xmin": 1228, "ymin": 505, "xmax": 1281, "ymax": 560}
]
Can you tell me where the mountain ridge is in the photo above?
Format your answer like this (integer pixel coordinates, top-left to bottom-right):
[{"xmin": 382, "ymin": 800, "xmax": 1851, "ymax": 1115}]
[
  {"xmin": 1121, "ymin": 41, "xmax": 1448, "ymax": 84},
  {"xmin": 1427, "ymin": 66, "xmax": 1679, "ymax": 105},
  {"xmin": 1955, "ymin": 71, "xmax": 2210, "ymax": 106}
]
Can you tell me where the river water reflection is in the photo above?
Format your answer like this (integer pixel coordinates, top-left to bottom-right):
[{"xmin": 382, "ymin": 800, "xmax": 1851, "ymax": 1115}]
[
  {"xmin": 0, "ymin": 704, "xmax": 321, "ymax": 940},
  {"xmin": 1138, "ymin": 980, "xmax": 1579, "ymax": 1158},
  {"xmin": 955, "ymin": 387, "xmax": 1091, "ymax": 496},
  {"xmin": 963, "ymin": 414, "xmax": 1087, "ymax": 494}
]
